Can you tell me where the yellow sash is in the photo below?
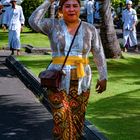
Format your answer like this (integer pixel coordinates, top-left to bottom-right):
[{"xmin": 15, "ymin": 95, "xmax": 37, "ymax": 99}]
[{"xmin": 52, "ymin": 56, "xmax": 89, "ymax": 78}]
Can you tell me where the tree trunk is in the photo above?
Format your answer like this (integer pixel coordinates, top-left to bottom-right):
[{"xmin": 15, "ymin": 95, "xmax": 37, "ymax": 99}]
[{"xmin": 99, "ymin": 0, "xmax": 122, "ymax": 58}]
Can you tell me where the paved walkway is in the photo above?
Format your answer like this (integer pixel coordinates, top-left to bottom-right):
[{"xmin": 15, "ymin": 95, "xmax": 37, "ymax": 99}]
[{"xmin": 0, "ymin": 50, "xmax": 53, "ymax": 140}]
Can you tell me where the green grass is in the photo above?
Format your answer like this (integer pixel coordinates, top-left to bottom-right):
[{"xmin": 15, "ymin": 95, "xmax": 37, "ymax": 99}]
[
  {"xmin": 0, "ymin": 29, "xmax": 8, "ymax": 48},
  {"xmin": 17, "ymin": 55, "xmax": 51, "ymax": 75},
  {"xmin": 87, "ymin": 53, "xmax": 140, "ymax": 140},
  {"xmin": 17, "ymin": 53, "xmax": 140, "ymax": 140},
  {"xmin": 0, "ymin": 27, "xmax": 50, "ymax": 49}
]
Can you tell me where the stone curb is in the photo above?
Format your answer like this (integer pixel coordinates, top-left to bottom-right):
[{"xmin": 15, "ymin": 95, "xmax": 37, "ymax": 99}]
[
  {"xmin": 24, "ymin": 44, "xmax": 51, "ymax": 54},
  {"xmin": 5, "ymin": 55, "xmax": 108, "ymax": 140}
]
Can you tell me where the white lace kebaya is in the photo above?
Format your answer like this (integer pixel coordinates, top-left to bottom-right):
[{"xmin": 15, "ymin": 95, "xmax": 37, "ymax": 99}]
[{"xmin": 29, "ymin": 0, "xmax": 107, "ymax": 95}]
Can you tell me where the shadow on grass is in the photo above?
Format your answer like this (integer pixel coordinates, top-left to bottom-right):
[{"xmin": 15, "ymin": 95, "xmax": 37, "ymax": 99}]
[
  {"xmin": 86, "ymin": 88, "xmax": 140, "ymax": 140},
  {"xmin": 87, "ymin": 55, "xmax": 140, "ymax": 139},
  {"xmin": 89, "ymin": 55, "xmax": 140, "ymax": 79},
  {"xmin": 107, "ymin": 56, "xmax": 140, "ymax": 84},
  {"xmin": 21, "ymin": 30, "xmax": 35, "ymax": 34}
]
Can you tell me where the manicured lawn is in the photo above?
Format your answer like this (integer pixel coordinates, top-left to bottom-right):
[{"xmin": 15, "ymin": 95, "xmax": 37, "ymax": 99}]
[
  {"xmin": 87, "ymin": 53, "xmax": 140, "ymax": 140},
  {"xmin": 17, "ymin": 55, "xmax": 51, "ymax": 76},
  {"xmin": 0, "ymin": 27, "xmax": 50, "ymax": 49},
  {"xmin": 17, "ymin": 53, "xmax": 140, "ymax": 140},
  {"xmin": 0, "ymin": 29, "xmax": 8, "ymax": 48}
]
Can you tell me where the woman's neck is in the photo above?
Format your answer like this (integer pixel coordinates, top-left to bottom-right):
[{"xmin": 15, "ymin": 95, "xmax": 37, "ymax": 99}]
[
  {"xmin": 65, "ymin": 20, "xmax": 80, "ymax": 35},
  {"xmin": 65, "ymin": 19, "xmax": 80, "ymax": 26}
]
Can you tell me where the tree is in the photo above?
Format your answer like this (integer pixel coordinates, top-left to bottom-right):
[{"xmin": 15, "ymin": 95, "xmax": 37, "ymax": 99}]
[
  {"xmin": 99, "ymin": 0, "xmax": 122, "ymax": 58},
  {"xmin": 21, "ymin": 0, "xmax": 44, "ymax": 27}
]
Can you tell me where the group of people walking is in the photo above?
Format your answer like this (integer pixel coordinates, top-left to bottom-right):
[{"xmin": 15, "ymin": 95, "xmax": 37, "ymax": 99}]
[
  {"xmin": 85, "ymin": 0, "xmax": 138, "ymax": 52},
  {"xmin": 0, "ymin": 0, "xmax": 25, "ymax": 55}
]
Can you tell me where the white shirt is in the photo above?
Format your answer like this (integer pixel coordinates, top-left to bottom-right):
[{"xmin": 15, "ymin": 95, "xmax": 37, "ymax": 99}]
[
  {"xmin": 2, "ymin": 5, "xmax": 25, "ymax": 30},
  {"xmin": 86, "ymin": 0, "xmax": 94, "ymax": 14},
  {"xmin": 122, "ymin": 8, "xmax": 137, "ymax": 30}
]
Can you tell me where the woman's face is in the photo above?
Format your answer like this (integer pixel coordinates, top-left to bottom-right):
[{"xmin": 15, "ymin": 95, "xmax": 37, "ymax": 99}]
[{"xmin": 62, "ymin": 0, "xmax": 80, "ymax": 23}]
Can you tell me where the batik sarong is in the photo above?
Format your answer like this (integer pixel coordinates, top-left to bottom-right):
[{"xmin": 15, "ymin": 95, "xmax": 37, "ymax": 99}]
[{"xmin": 47, "ymin": 78, "xmax": 90, "ymax": 140}]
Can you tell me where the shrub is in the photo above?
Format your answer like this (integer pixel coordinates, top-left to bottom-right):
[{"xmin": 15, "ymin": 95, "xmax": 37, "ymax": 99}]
[{"xmin": 21, "ymin": 0, "xmax": 44, "ymax": 28}]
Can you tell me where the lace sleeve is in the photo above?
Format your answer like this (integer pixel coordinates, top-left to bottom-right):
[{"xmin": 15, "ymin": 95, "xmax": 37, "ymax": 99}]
[
  {"xmin": 28, "ymin": 0, "xmax": 52, "ymax": 35},
  {"xmin": 91, "ymin": 28, "xmax": 108, "ymax": 80}
]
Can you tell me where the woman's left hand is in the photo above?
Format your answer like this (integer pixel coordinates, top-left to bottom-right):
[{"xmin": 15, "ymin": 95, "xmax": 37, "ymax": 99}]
[{"xmin": 95, "ymin": 79, "xmax": 107, "ymax": 93}]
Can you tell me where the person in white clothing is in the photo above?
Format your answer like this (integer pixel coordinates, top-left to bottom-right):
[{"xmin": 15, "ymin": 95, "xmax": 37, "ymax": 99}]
[
  {"xmin": 2, "ymin": 0, "xmax": 25, "ymax": 55},
  {"xmin": 122, "ymin": 0, "xmax": 138, "ymax": 52},
  {"xmin": 86, "ymin": 0, "xmax": 94, "ymax": 24}
]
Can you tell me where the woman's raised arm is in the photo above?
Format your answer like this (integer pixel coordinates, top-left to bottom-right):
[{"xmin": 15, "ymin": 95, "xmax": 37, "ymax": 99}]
[{"xmin": 28, "ymin": 0, "xmax": 51, "ymax": 34}]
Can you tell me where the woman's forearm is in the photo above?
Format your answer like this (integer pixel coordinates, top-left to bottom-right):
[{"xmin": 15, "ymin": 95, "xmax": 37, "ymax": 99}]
[
  {"xmin": 91, "ymin": 29, "xmax": 108, "ymax": 81},
  {"xmin": 93, "ymin": 50, "xmax": 108, "ymax": 81},
  {"xmin": 28, "ymin": 0, "xmax": 51, "ymax": 32}
]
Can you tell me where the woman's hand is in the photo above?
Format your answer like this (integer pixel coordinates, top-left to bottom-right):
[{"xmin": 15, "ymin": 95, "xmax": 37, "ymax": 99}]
[{"xmin": 96, "ymin": 79, "xmax": 107, "ymax": 93}]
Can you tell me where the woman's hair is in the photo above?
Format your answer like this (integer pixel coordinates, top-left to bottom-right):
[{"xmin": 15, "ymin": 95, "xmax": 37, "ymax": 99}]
[{"xmin": 59, "ymin": 0, "xmax": 81, "ymax": 10}]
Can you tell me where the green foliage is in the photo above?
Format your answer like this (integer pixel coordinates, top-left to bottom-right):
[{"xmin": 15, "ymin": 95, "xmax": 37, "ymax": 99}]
[
  {"xmin": 111, "ymin": 0, "xmax": 140, "ymax": 11},
  {"xmin": 21, "ymin": 0, "xmax": 44, "ymax": 27},
  {"xmin": 111, "ymin": 0, "xmax": 125, "ymax": 9}
]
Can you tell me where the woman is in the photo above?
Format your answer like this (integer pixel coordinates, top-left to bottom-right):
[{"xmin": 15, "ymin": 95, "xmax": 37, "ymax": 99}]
[{"xmin": 29, "ymin": 0, "xmax": 107, "ymax": 139}]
